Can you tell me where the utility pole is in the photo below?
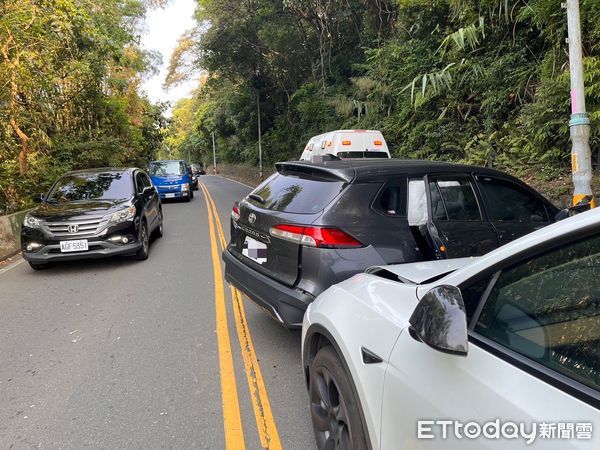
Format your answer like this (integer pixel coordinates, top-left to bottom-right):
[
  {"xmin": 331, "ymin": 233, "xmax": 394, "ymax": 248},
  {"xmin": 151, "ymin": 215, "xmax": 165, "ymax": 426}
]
[
  {"xmin": 257, "ymin": 92, "xmax": 263, "ymax": 182},
  {"xmin": 565, "ymin": 0, "xmax": 595, "ymax": 207},
  {"xmin": 212, "ymin": 131, "xmax": 217, "ymax": 175}
]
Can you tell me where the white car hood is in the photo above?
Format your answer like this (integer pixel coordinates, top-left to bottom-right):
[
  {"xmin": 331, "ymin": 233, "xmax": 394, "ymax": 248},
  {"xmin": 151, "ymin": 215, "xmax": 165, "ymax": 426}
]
[{"xmin": 366, "ymin": 257, "xmax": 477, "ymax": 285}]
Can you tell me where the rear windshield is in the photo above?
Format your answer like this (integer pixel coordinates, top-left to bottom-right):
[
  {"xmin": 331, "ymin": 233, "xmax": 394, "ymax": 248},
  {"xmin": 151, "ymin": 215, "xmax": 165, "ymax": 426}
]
[
  {"xmin": 149, "ymin": 161, "xmax": 185, "ymax": 176},
  {"xmin": 336, "ymin": 151, "xmax": 389, "ymax": 158},
  {"xmin": 47, "ymin": 173, "xmax": 132, "ymax": 202},
  {"xmin": 247, "ymin": 173, "xmax": 345, "ymax": 214}
]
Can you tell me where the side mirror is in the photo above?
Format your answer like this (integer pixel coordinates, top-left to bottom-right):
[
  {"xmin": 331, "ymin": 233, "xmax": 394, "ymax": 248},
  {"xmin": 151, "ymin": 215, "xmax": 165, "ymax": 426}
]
[
  {"xmin": 555, "ymin": 204, "xmax": 592, "ymax": 221},
  {"xmin": 32, "ymin": 193, "xmax": 44, "ymax": 203},
  {"xmin": 409, "ymin": 285, "xmax": 468, "ymax": 356},
  {"xmin": 143, "ymin": 186, "xmax": 156, "ymax": 195}
]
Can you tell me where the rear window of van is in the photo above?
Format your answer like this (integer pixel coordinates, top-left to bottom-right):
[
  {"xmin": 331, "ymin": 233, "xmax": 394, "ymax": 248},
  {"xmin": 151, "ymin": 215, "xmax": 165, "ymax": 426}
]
[{"xmin": 247, "ymin": 173, "xmax": 345, "ymax": 214}]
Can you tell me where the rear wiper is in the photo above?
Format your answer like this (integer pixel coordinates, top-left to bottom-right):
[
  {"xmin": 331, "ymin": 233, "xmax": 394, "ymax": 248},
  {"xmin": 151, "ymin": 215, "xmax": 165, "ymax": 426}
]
[{"xmin": 248, "ymin": 193, "xmax": 266, "ymax": 204}]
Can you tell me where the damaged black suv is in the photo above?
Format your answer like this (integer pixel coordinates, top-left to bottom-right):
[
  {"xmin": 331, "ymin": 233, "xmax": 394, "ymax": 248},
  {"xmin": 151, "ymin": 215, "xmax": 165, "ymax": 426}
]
[{"xmin": 223, "ymin": 159, "xmax": 559, "ymax": 327}]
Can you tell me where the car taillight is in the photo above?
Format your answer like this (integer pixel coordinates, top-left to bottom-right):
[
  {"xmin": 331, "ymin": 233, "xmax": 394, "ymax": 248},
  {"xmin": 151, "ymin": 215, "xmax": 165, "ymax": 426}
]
[
  {"xmin": 232, "ymin": 203, "xmax": 240, "ymax": 221},
  {"xmin": 270, "ymin": 224, "xmax": 363, "ymax": 248}
]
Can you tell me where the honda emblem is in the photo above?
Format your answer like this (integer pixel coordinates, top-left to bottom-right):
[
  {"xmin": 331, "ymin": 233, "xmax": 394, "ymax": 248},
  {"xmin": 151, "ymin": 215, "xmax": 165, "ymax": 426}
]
[{"xmin": 68, "ymin": 224, "xmax": 79, "ymax": 233}]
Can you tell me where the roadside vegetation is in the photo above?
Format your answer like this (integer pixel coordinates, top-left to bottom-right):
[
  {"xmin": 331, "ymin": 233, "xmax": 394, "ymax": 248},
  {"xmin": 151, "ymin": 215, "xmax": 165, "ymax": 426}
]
[
  {"xmin": 166, "ymin": 0, "xmax": 600, "ymax": 194},
  {"xmin": 0, "ymin": 0, "xmax": 168, "ymax": 214},
  {"xmin": 2, "ymin": 0, "xmax": 600, "ymax": 214}
]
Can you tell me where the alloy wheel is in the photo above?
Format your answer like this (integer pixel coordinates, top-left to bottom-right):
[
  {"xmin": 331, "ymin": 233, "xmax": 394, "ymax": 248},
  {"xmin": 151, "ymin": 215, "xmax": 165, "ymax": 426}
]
[{"xmin": 310, "ymin": 366, "xmax": 352, "ymax": 450}]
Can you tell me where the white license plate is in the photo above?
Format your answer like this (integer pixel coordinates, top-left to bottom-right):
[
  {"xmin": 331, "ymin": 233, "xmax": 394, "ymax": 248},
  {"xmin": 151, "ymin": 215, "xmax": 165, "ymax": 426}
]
[
  {"xmin": 60, "ymin": 239, "xmax": 89, "ymax": 253},
  {"xmin": 165, "ymin": 193, "xmax": 176, "ymax": 198},
  {"xmin": 243, "ymin": 236, "xmax": 267, "ymax": 264}
]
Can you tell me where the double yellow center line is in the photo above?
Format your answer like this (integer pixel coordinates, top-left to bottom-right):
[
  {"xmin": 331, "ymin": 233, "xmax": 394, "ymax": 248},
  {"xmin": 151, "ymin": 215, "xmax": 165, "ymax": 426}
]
[{"xmin": 200, "ymin": 183, "xmax": 282, "ymax": 450}]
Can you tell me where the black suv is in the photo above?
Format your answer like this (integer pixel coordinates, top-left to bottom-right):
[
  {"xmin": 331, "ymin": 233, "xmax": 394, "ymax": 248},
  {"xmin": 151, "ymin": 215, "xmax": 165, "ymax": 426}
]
[
  {"xmin": 223, "ymin": 159, "xmax": 558, "ymax": 327},
  {"xmin": 22, "ymin": 168, "xmax": 163, "ymax": 270}
]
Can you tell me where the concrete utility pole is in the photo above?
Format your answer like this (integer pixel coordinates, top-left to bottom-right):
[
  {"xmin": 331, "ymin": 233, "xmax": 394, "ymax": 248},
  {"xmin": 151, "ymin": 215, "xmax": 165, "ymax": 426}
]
[
  {"xmin": 565, "ymin": 0, "xmax": 595, "ymax": 207},
  {"xmin": 257, "ymin": 92, "xmax": 263, "ymax": 182},
  {"xmin": 212, "ymin": 131, "xmax": 217, "ymax": 175}
]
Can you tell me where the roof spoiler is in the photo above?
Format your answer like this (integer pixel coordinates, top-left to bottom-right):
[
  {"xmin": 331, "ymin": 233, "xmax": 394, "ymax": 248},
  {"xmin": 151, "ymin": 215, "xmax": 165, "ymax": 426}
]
[{"xmin": 275, "ymin": 162, "xmax": 354, "ymax": 183}]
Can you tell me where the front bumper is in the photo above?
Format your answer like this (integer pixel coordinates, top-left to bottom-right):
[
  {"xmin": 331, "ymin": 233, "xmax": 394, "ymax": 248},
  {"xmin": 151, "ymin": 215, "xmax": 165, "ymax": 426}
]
[
  {"xmin": 23, "ymin": 239, "xmax": 142, "ymax": 263},
  {"xmin": 21, "ymin": 220, "xmax": 141, "ymax": 263},
  {"xmin": 157, "ymin": 189, "xmax": 189, "ymax": 199},
  {"xmin": 222, "ymin": 248, "xmax": 315, "ymax": 328}
]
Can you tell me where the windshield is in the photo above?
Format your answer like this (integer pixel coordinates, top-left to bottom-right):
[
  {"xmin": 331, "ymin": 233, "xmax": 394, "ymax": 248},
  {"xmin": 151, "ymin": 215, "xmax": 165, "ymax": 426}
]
[
  {"xmin": 47, "ymin": 173, "xmax": 133, "ymax": 202},
  {"xmin": 149, "ymin": 161, "xmax": 185, "ymax": 176},
  {"xmin": 336, "ymin": 151, "xmax": 389, "ymax": 158}
]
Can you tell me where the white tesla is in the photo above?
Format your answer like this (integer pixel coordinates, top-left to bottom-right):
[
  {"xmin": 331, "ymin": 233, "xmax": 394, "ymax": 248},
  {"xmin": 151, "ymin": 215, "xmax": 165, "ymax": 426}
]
[{"xmin": 302, "ymin": 207, "xmax": 600, "ymax": 449}]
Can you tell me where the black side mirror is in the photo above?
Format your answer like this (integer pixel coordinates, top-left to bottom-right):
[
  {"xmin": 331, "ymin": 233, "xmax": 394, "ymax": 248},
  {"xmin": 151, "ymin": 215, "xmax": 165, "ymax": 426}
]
[
  {"xmin": 142, "ymin": 186, "xmax": 156, "ymax": 195},
  {"xmin": 555, "ymin": 199, "xmax": 592, "ymax": 221},
  {"xmin": 409, "ymin": 285, "xmax": 468, "ymax": 356},
  {"xmin": 32, "ymin": 193, "xmax": 44, "ymax": 203}
]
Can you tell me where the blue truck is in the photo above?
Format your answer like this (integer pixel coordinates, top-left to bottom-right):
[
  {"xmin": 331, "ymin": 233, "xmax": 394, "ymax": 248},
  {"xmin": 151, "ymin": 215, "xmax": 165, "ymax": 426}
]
[{"xmin": 148, "ymin": 160, "xmax": 194, "ymax": 202}]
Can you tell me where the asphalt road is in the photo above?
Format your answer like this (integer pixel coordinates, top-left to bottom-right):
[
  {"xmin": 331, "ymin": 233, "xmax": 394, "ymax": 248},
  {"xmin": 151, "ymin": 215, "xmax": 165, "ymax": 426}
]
[{"xmin": 0, "ymin": 176, "xmax": 314, "ymax": 449}]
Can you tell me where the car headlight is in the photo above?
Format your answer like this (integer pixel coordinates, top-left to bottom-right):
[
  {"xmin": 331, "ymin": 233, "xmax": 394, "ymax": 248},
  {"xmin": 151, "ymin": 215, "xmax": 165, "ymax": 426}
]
[
  {"xmin": 108, "ymin": 206, "xmax": 136, "ymax": 224},
  {"xmin": 23, "ymin": 214, "xmax": 42, "ymax": 228},
  {"xmin": 181, "ymin": 183, "xmax": 189, "ymax": 191}
]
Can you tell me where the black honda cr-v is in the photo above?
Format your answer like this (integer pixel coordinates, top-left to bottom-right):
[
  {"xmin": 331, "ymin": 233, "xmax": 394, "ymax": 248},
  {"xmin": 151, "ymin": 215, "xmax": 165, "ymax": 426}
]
[
  {"xmin": 223, "ymin": 159, "xmax": 559, "ymax": 327},
  {"xmin": 21, "ymin": 168, "xmax": 163, "ymax": 270}
]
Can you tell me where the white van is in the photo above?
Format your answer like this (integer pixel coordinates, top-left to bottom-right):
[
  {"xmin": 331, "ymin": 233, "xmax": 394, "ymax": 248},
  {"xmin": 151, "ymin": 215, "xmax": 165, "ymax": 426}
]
[{"xmin": 299, "ymin": 130, "xmax": 390, "ymax": 161}]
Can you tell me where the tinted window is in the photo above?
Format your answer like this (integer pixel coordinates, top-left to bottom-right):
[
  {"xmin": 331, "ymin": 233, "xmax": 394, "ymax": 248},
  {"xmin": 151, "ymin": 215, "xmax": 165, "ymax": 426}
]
[
  {"xmin": 475, "ymin": 234, "xmax": 600, "ymax": 392},
  {"xmin": 478, "ymin": 177, "xmax": 548, "ymax": 222},
  {"xmin": 135, "ymin": 172, "xmax": 151, "ymax": 192},
  {"xmin": 47, "ymin": 173, "xmax": 133, "ymax": 202},
  {"xmin": 336, "ymin": 151, "xmax": 389, "ymax": 158},
  {"xmin": 141, "ymin": 172, "xmax": 152, "ymax": 188},
  {"xmin": 248, "ymin": 173, "xmax": 345, "ymax": 214},
  {"xmin": 429, "ymin": 178, "xmax": 481, "ymax": 221},
  {"xmin": 374, "ymin": 178, "xmax": 407, "ymax": 216},
  {"xmin": 149, "ymin": 161, "xmax": 184, "ymax": 176}
]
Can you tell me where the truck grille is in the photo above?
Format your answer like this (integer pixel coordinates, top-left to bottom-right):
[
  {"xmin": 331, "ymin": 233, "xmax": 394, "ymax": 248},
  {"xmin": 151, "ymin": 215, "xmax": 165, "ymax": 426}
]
[{"xmin": 45, "ymin": 216, "xmax": 109, "ymax": 238}]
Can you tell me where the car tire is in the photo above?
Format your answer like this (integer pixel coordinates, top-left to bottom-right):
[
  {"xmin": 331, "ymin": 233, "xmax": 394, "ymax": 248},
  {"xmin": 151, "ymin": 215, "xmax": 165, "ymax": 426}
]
[
  {"xmin": 190, "ymin": 189, "xmax": 194, "ymax": 199},
  {"xmin": 28, "ymin": 262, "xmax": 49, "ymax": 271},
  {"xmin": 134, "ymin": 221, "xmax": 150, "ymax": 260},
  {"xmin": 152, "ymin": 209, "xmax": 164, "ymax": 239},
  {"xmin": 309, "ymin": 345, "xmax": 369, "ymax": 450}
]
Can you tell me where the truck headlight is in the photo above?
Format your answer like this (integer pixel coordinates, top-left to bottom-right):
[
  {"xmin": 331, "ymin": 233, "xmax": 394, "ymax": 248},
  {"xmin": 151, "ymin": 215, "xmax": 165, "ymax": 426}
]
[
  {"xmin": 23, "ymin": 214, "xmax": 42, "ymax": 228},
  {"xmin": 108, "ymin": 206, "xmax": 136, "ymax": 224},
  {"xmin": 181, "ymin": 183, "xmax": 189, "ymax": 191}
]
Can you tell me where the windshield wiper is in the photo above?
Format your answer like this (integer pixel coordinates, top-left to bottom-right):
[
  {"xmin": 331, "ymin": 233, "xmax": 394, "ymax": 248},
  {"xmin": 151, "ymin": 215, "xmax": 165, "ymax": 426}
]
[{"xmin": 248, "ymin": 193, "xmax": 266, "ymax": 204}]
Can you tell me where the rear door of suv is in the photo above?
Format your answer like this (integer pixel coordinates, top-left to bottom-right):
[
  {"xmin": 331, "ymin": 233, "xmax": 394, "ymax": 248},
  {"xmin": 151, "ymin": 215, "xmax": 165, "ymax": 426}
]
[
  {"xmin": 425, "ymin": 174, "xmax": 498, "ymax": 258},
  {"xmin": 229, "ymin": 165, "xmax": 350, "ymax": 287}
]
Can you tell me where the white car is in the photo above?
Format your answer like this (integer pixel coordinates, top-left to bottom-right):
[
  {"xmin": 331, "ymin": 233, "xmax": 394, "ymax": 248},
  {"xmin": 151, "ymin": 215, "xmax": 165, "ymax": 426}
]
[{"xmin": 302, "ymin": 207, "xmax": 600, "ymax": 449}]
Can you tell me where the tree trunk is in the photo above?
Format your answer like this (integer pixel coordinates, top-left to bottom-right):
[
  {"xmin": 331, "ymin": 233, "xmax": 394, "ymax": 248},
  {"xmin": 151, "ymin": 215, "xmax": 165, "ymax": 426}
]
[{"xmin": 10, "ymin": 117, "xmax": 30, "ymax": 175}]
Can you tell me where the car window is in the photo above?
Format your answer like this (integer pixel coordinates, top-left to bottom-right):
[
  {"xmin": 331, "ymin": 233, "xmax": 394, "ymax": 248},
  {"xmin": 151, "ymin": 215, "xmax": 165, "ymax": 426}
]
[
  {"xmin": 474, "ymin": 233, "xmax": 600, "ymax": 392},
  {"xmin": 336, "ymin": 151, "xmax": 389, "ymax": 158},
  {"xmin": 141, "ymin": 172, "xmax": 152, "ymax": 188},
  {"xmin": 374, "ymin": 178, "xmax": 407, "ymax": 216},
  {"xmin": 149, "ymin": 161, "xmax": 184, "ymax": 176},
  {"xmin": 135, "ymin": 172, "xmax": 145, "ymax": 193},
  {"xmin": 247, "ymin": 172, "xmax": 345, "ymax": 214},
  {"xmin": 47, "ymin": 172, "xmax": 133, "ymax": 202},
  {"xmin": 477, "ymin": 176, "xmax": 549, "ymax": 222},
  {"xmin": 429, "ymin": 178, "xmax": 482, "ymax": 221}
]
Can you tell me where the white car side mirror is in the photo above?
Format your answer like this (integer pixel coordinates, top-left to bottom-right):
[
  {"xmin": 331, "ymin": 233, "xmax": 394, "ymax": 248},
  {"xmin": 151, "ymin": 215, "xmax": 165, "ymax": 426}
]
[{"xmin": 409, "ymin": 285, "xmax": 469, "ymax": 356}]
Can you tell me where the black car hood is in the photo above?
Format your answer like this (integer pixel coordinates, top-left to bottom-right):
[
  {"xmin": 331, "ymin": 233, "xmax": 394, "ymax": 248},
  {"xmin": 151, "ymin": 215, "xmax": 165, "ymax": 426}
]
[{"xmin": 32, "ymin": 199, "xmax": 131, "ymax": 221}]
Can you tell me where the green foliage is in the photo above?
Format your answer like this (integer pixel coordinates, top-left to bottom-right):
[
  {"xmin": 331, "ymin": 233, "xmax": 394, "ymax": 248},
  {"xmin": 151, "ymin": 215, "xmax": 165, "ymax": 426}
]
[
  {"xmin": 0, "ymin": 0, "xmax": 168, "ymax": 213},
  {"xmin": 163, "ymin": 0, "xmax": 599, "ymax": 189}
]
